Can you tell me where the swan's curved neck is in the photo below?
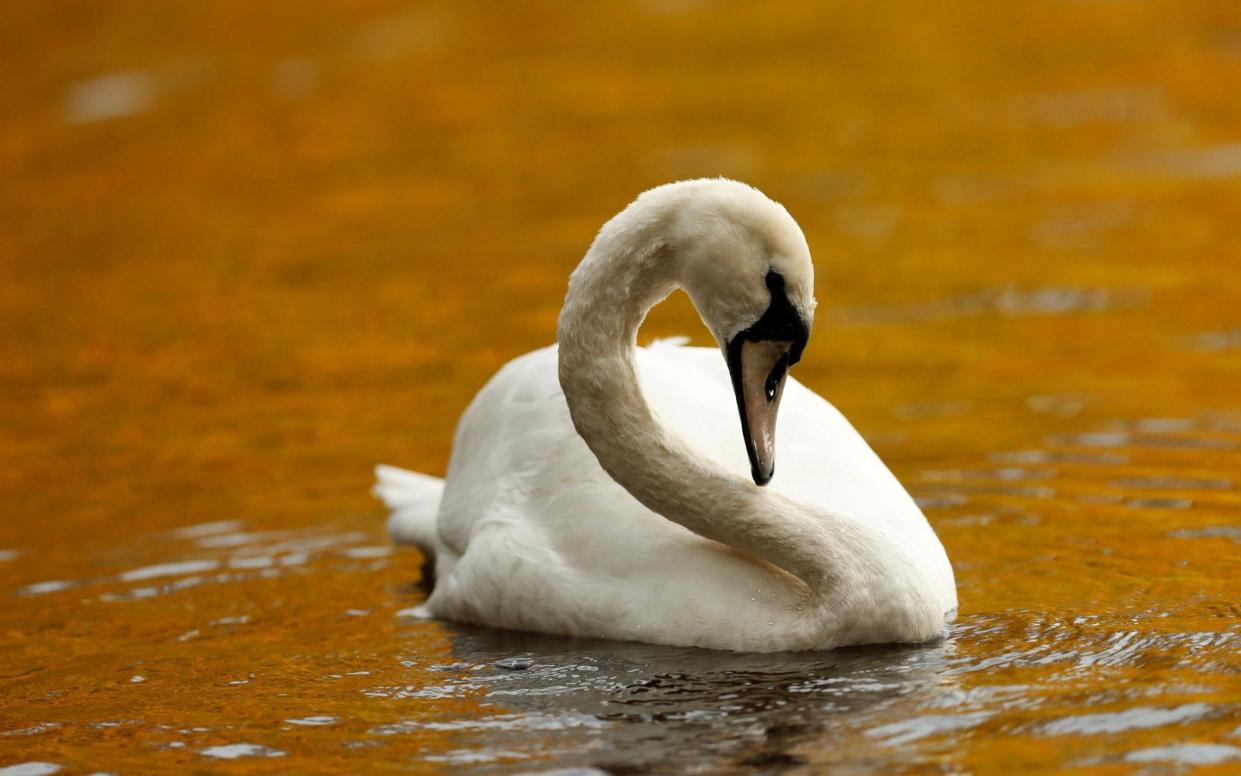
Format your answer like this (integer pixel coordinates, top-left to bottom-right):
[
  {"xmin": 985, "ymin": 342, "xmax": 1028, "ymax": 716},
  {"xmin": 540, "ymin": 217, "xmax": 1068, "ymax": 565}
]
[{"xmin": 557, "ymin": 227, "xmax": 850, "ymax": 593}]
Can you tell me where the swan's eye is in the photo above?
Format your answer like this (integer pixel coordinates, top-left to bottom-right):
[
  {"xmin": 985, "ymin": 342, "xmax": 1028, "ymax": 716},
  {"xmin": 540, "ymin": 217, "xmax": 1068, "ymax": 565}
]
[{"xmin": 765, "ymin": 355, "xmax": 789, "ymax": 402}]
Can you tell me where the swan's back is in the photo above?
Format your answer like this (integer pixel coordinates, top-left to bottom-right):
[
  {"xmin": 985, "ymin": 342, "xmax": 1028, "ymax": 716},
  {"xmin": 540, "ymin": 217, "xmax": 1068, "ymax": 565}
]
[{"xmin": 640, "ymin": 342, "xmax": 955, "ymax": 609}]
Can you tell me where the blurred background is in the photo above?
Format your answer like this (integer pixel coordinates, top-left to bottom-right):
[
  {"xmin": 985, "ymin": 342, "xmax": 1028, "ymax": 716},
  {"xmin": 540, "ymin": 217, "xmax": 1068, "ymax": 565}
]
[{"xmin": 2, "ymin": 1, "xmax": 1240, "ymax": 772}]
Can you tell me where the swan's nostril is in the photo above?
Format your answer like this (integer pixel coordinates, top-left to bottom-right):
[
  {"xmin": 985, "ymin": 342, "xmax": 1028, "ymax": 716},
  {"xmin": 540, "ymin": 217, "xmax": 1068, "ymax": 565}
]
[{"xmin": 765, "ymin": 356, "xmax": 789, "ymax": 402}]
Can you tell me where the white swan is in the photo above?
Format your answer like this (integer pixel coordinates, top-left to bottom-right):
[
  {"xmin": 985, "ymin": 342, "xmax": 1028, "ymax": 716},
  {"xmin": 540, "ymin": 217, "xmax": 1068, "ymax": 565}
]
[{"xmin": 375, "ymin": 179, "xmax": 957, "ymax": 652}]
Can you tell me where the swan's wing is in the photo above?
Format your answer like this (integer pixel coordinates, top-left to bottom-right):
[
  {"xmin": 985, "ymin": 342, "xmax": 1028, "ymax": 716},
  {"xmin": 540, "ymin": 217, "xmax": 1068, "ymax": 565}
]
[
  {"xmin": 638, "ymin": 342, "xmax": 953, "ymax": 602},
  {"xmin": 636, "ymin": 341, "xmax": 921, "ymax": 527},
  {"xmin": 775, "ymin": 380, "xmax": 957, "ymax": 607},
  {"xmin": 433, "ymin": 345, "xmax": 568, "ymax": 558}
]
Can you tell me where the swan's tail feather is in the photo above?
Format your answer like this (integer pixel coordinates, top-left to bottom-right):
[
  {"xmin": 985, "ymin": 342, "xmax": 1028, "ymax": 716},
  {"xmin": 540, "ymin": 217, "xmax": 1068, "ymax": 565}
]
[{"xmin": 373, "ymin": 464, "xmax": 444, "ymax": 553}]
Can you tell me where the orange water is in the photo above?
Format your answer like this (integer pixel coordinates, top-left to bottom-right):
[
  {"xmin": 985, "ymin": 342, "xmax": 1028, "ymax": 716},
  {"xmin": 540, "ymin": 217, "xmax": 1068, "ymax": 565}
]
[{"xmin": 2, "ymin": 1, "xmax": 1240, "ymax": 773}]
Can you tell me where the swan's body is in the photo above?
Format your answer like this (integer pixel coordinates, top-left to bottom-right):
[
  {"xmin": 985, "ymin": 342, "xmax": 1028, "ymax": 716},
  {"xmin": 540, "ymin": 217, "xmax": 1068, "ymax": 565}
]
[{"xmin": 376, "ymin": 179, "xmax": 957, "ymax": 652}]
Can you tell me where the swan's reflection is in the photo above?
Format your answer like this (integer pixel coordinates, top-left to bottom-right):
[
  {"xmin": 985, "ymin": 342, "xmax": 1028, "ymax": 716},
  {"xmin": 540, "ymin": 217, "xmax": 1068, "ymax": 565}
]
[{"xmin": 411, "ymin": 621, "xmax": 957, "ymax": 773}]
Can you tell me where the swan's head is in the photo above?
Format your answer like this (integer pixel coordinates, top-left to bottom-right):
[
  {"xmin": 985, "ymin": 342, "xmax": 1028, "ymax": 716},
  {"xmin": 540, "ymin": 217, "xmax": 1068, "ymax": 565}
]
[{"xmin": 645, "ymin": 179, "xmax": 816, "ymax": 486}]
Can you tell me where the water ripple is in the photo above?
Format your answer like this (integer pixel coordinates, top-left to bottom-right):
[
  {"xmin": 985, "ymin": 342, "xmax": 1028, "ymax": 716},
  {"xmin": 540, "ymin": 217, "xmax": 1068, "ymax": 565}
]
[{"xmin": 1040, "ymin": 703, "xmax": 1214, "ymax": 736}]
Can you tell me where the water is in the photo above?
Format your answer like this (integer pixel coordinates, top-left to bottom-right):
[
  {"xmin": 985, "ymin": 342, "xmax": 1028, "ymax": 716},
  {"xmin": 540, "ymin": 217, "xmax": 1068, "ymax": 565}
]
[{"xmin": 2, "ymin": 0, "xmax": 1240, "ymax": 772}]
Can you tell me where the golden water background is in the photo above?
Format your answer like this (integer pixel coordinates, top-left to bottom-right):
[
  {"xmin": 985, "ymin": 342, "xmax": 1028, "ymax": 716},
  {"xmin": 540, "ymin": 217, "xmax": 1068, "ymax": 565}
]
[{"xmin": 2, "ymin": 1, "xmax": 1240, "ymax": 772}]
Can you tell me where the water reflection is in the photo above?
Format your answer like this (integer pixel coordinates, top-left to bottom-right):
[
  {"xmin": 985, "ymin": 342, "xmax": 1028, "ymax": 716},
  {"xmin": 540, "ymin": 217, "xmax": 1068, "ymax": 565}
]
[
  {"xmin": 1122, "ymin": 744, "xmax": 1241, "ymax": 767},
  {"xmin": 12, "ymin": 523, "xmax": 382, "ymax": 602},
  {"xmin": 199, "ymin": 743, "xmax": 286, "ymax": 760},
  {"xmin": 1040, "ymin": 704, "xmax": 1213, "ymax": 736},
  {"xmin": 62, "ymin": 71, "xmax": 157, "ymax": 125},
  {"xmin": 390, "ymin": 623, "xmax": 958, "ymax": 773},
  {"xmin": 0, "ymin": 764, "xmax": 64, "ymax": 776},
  {"xmin": 374, "ymin": 604, "xmax": 1240, "ymax": 773}
]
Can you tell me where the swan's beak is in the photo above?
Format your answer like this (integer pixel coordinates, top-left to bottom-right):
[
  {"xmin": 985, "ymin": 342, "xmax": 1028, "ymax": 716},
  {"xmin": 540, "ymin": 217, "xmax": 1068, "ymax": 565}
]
[{"xmin": 727, "ymin": 338, "xmax": 794, "ymax": 486}]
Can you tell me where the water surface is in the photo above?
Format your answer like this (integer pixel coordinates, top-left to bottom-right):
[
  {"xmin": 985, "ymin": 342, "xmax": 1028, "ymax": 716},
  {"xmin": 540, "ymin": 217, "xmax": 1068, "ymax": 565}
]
[{"xmin": 2, "ymin": 1, "xmax": 1240, "ymax": 772}]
